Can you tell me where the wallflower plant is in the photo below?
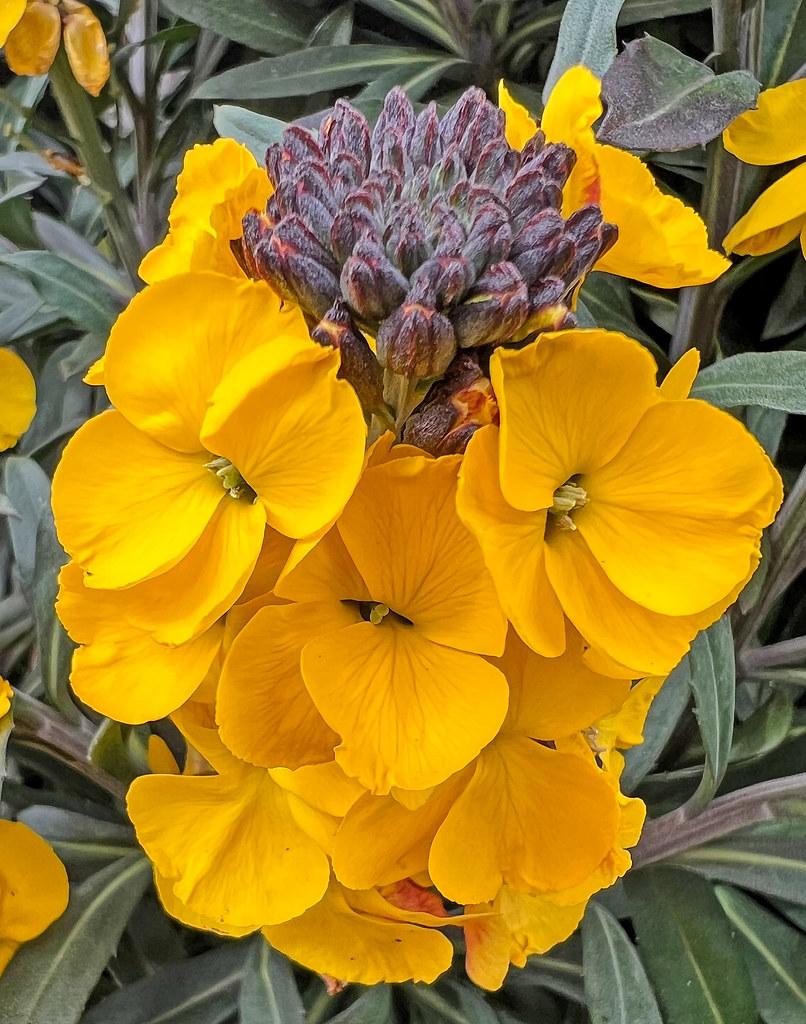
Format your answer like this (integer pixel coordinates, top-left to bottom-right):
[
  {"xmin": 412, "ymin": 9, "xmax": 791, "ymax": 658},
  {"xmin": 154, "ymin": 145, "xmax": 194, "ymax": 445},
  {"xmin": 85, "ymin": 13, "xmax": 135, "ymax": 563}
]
[{"xmin": 2, "ymin": 4, "xmax": 806, "ymax": 1021}]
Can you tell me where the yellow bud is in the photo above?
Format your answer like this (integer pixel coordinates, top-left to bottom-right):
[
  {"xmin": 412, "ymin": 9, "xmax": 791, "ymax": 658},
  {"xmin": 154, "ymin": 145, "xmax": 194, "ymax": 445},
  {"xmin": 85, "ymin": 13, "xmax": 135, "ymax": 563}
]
[
  {"xmin": 4, "ymin": 2, "xmax": 61, "ymax": 77},
  {"xmin": 62, "ymin": 1, "xmax": 109, "ymax": 97}
]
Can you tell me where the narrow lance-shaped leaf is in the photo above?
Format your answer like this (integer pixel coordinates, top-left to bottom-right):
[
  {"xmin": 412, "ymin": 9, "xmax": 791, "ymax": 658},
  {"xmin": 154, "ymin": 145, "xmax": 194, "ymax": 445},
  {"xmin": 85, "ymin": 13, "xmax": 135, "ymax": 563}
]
[
  {"xmin": 716, "ymin": 884, "xmax": 806, "ymax": 1024},
  {"xmin": 598, "ymin": 36, "xmax": 759, "ymax": 151},
  {"xmin": 213, "ymin": 106, "xmax": 286, "ymax": 163},
  {"xmin": 162, "ymin": 0, "xmax": 313, "ymax": 54},
  {"xmin": 624, "ymin": 865, "xmax": 757, "ymax": 1024},
  {"xmin": 582, "ymin": 903, "xmax": 663, "ymax": 1024},
  {"xmin": 239, "ymin": 938, "xmax": 304, "ymax": 1024},
  {"xmin": 685, "ymin": 615, "xmax": 736, "ymax": 814},
  {"xmin": 690, "ymin": 352, "xmax": 806, "ymax": 414},
  {"xmin": 0, "ymin": 855, "xmax": 151, "ymax": 1024}
]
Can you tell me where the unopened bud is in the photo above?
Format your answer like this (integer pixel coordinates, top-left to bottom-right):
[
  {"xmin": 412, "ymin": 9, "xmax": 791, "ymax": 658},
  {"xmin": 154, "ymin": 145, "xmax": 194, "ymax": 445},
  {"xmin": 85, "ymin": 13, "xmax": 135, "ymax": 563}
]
[
  {"xmin": 341, "ymin": 238, "xmax": 408, "ymax": 322},
  {"xmin": 376, "ymin": 301, "xmax": 456, "ymax": 380},
  {"xmin": 311, "ymin": 300, "xmax": 385, "ymax": 414},
  {"xmin": 451, "ymin": 262, "xmax": 529, "ymax": 348}
]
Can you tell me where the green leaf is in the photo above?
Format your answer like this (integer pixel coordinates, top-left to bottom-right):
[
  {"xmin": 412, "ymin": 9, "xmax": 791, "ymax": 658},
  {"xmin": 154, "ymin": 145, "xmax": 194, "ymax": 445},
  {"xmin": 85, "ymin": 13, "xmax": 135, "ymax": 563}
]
[
  {"xmin": 625, "ymin": 865, "xmax": 757, "ymax": 1024},
  {"xmin": 763, "ymin": 257, "xmax": 806, "ymax": 340},
  {"xmin": 598, "ymin": 36, "xmax": 759, "ymax": 151},
  {"xmin": 308, "ymin": 3, "xmax": 354, "ymax": 47},
  {"xmin": 686, "ymin": 616, "xmax": 736, "ymax": 814},
  {"xmin": 239, "ymin": 938, "xmax": 304, "ymax": 1024},
  {"xmin": 582, "ymin": 903, "xmax": 663, "ymax": 1024},
  {"xmin": 622, "ymin": 662, "xmax": 690, "ymax": 792},
  {"xmin": 730, "ymin": 691, "xmax": 794, "ymax": 764},
  {"xmin": 329, "ymin": 986, "xmax": 393, "ymax": 1023},
  {"xmin": 81, "ymin": 944, "xmax": 247, "ymax": 1024},
  {"xmin": 213, "ymin": 106, "xmax": 286, "ymax": 162},
  {"xmin": 690, "ymin": 351, "xmax": 806, "ymax": 414},
  {"xmin": 357, "ymin": 0, "xmax": 462, "ymax": 54},
  {"xmin": 162, "ymin": 0, "xmax": 312, "ymax": 54},
  {"xmin": 762, "ymin": 0, "xmax": 806, "ymax": 86},
  {"xmin": 195, "ymin": 45, "xmax": 455, "ymax": 100},
  {"xmin": 543, "ymin": 0, "xmax": 626, "ymax": 102},
  {"xmin": 0, "ymin": 252, "xmax": 121, "ymax": 334},
  {"xmin": 1, "ymin": 855, "xmax": 151, "ymax": 1024},
  {"xmin": 671, "ymin": 820, "xmax": 806, "ymax": 903},
  {"xmin": 717, "ymin": 885, "xmax": 806, "ymax": 1023}
]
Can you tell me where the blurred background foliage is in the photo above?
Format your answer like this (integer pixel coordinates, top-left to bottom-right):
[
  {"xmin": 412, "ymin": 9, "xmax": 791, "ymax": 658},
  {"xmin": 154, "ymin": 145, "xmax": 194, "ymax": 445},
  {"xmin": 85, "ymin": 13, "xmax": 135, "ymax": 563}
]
[{"xmin": 2, "ymin": 0, "xmax": 806, "ymax": 1022}]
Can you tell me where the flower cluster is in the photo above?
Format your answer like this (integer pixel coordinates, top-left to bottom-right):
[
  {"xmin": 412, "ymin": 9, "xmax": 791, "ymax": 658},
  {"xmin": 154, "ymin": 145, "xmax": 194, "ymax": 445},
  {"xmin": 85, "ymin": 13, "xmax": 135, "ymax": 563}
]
[
  {"xmin": 0, "ymin": 0, "xmax": 109, "ymax": 95},
  {"xmin": 52, "ymin": 73, "xmax": 782, "ymax": 989}
]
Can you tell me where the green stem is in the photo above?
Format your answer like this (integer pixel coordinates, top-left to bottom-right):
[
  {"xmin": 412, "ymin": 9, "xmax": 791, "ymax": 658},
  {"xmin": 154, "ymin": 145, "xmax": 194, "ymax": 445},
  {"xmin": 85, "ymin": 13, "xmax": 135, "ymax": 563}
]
[
  {"xmin": 306, "ymin": 987, "xmax": 337, "ymax": 1024},
  {"xmin": 49, "ymin": 48, "xmax": 142, "ymax": 285}
]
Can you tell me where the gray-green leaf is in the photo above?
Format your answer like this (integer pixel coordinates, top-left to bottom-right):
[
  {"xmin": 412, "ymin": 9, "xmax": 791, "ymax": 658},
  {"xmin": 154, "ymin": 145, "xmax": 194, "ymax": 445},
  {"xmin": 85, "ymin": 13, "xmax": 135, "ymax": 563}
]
[
  {"xmin": 1, "ymin": 855, "xmax": 151, "ymax": 1024},
  {"xmin": 213, "ymin": 106, "xmax": 286, "ymax": 163},
  {"xmin": 162, "ymin": 0, "xmax": 312, "ymax": 54},
  {"xmin": 598, "ymin": 36, "xmax": 759, "ymax": 151},
  {"xmin": 717, "ymin": 885, "xmax": 806, "ymax": 1023},
  {"xmin": 690, "ymin": 351, "xmax": 806, "ymax": 414},
  {"xmin": 685, "ymin": 616, "xmax": 736, "ymax": 814},
  {"xmin": 239, "ymin": 938, "xmax": 304, "ymax": 1024},
  {"xmin": 625, "ymin": 865, "xmax": 756, "ymax": 1024},
  {"xmin": 582, "ymin": 903, "xmax": 663, "ymax": 1024}
]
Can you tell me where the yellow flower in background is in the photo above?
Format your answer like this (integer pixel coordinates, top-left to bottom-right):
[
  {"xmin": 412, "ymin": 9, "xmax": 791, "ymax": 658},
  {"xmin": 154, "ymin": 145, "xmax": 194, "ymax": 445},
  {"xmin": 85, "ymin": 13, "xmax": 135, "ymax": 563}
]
[
  {"xmin": 723, "ymin": 78, "xmax": 806, "ymax": 258},
  {"xmin": 139, "ymin": 139, "xmax": 273, "ymax": 284},
  {"xmin": 218, "ymin": 453, "xmax": 509, "ymax": 794},
  {"xmin": 0, "ymin": 347, "xmax": 35, "ymax": 452},
  {"xmin": 499, "ymin": 69, "xmax": 731, "ymax": 287},
  {"xmin": 0, "ymin": 677, "xmax": 12, "ymax": 718},
  {"xmin": 2, "ymin": 0, "xmax": 109, "ymax": 96},
  {"xmin": 458, "ymin": 329, "xmax": 782, "ymax": 676},
  {"xmin": 52, "ymin": 272, "xmax": 366, "ymax": 647},
  {"xmin": 0, "ymin": 820, "xmax": 69, "ymax": 975}
]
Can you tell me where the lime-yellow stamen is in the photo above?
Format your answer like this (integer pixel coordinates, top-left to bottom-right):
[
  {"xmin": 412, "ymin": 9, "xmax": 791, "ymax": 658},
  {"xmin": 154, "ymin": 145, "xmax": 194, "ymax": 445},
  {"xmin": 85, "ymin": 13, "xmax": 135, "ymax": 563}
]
[
  {"xmin": 205, "ymin": 456, "xmax": 255, "ymax": 501},
  {"xmin": 549, "ymin": 481, "xmax": 588, "ymax": 531}
]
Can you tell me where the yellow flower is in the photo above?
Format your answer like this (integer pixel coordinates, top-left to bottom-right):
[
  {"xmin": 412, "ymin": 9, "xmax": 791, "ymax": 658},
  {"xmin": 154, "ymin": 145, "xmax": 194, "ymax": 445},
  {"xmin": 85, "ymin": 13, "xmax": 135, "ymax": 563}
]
[
  {"xmin": 139, "ymin": 139, "xmax": 272, "ymax": 284},
  {"xmin": 217, "ymin": 452, "xmax": 509, "ymax": 794},
  {"xmin": 2, "ymin": 0, "xmax": 109, "ymax": 97},
  {"xmin": 723, "ymin": 78, "xmax": 806, "ymax": 258},
  {"xmin": 52, "ymin": 272, "xmax": 367, "ymax": 647},
  {"xmin": 0, "ymin": 820, "xmax": 69, "ymax": 975},
  {"xmin": 262, "ymin": 878, "xmax": 455, "ymax": 985},
  {"xmin": 0, "ymin": 677, "xmax": 12, "ymax": 719},
  {"xmin": 56, "ymin": 562, "xmax": 223, "ymax": 724},
  {"xmin": 457, "ymin": 329, "xmax": 782, "ymax": 675},
  {"xmin": 499, "ymin": 70, "xmax": 730, "ymax": 287},
  {"xmin": 0, "ymin": 347, "xmax": 35, "ymax": 452}
]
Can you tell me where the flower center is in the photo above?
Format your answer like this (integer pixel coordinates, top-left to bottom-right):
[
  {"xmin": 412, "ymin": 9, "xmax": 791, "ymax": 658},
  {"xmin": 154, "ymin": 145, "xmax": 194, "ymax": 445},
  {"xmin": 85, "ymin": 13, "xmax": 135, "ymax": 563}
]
[
  {"xmin": 548, "ymin": 480, "xmax": 588, "ymax": 531},
  {"xmin": 205, "ymin": 457, "xmax": 256, "ymax": 502},
  {"xmin": 357, "ymin": 601, "xmax": 413, "ymax": 627}
]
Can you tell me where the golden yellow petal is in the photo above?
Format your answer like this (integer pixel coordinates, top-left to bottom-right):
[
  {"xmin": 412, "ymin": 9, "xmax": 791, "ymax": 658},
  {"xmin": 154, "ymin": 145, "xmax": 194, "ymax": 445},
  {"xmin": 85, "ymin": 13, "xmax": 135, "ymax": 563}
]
[
  {"xmin": 0, "ymin": 821, "xmax": 68, "ymax": 944},
  {"xmin": 498, "ymin": 80, "xmax": 538, "ymax": 150},
  {"xmin": 4, "ymin": 2, "xmax": 60, "ymax": 76},
  {"xmin": 724, "ymin": 79, "xmax": 806, "ymax": 165},
  {"xmin": 0, "ymin": 0, "xmax": 26, "ymax": 47},
  {"xmin": 723, "ymin": 162, "xmax": 806, "ymax": 255},
  {"xmin": 0, "ymin": 348, "xmax": 36, "ymax": 452},
  {"xmin": 62, "ymin": 2, "xmax": 109, "ymax": 96}
]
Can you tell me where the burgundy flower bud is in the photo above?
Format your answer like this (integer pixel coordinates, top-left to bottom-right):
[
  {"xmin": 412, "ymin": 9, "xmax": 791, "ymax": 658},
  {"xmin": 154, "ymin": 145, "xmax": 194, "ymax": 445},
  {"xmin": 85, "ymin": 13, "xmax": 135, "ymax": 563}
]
[
  {"xmin": 376, "ymin": 301, "xmax": 457, "ymax": 379},
  {"xmin": 321, "ymin": 99, "xmax": 371, "ymax": 177},
  {"xmin": 402, "ymin": 353, "xmax": 498, "ymax": 455},
  {"xmin": 408, "ymin": 103, "xmax": 440, "ymax": 169},
  {"xmin": 451, "ymin": 261, "xmax": 529, "ymax": 348},
  {"xmin": 341, "ymin": 238, "xmax": 409, "ymax": 322},
  {"xmin": 312, "ymin": 300, "xmax": 385, "ymax": 414},
  {"xmin": 256, "ymin": 216, "xmax": 340, "ymax": 318}
]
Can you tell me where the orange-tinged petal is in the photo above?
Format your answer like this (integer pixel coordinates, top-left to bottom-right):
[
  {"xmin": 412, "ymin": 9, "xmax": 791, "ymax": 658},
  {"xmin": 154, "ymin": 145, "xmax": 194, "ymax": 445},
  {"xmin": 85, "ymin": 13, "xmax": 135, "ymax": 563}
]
[
  {"xmin": 0, "ymin": 0, "xmax": 25, "ymax": 46},
  {"xmin": 545, "ymin": 528, "xmax": 711, "ymax": 675},
  {"xmin": 127, "ymin": 767, "xmax": 330, "ymax": 929},
  {"xmin": 336, "ymin": 456, "xmax": 507, "ymax": 655},
  {"xmin": 202, "ymin": 341, "xmax": 366, "ymax": 539},
  {"xmin": 62, "ymin": 2, "xmax": 109, "ymax": 96},
  {"xmin": 171, "ymin": 699, "xmax": 244, "ymax": 776},
  {"xmin": 540, "ymin": 65, "xmax": 603, "ymax": 212},
  {"xmin": 0, "ymin": 348, "xmax": 35, "ymax": 452},
  {"xmin": 263, "ymin": 880, "xmax": 454, "ymax": 985},
  {"xmin": 498, "ymin": 629, "xmax": 631, "ymax": 738},
  {"xmin": 52, "ymin": 410, "xmax": 224, "ymax": 588},
  {"xmin": 492, "ymin": 330, "xmax": 659, "ymax": 511},
  {"xmin": 139, "ymin": 139, "xmax": 271, "ymax": 283},
  {"xmin": 596, "ymin": 676, "xmax": 666, "ymax": 753},
  {"xmin": 0, "ymin": 821, "xmax": 68, "ymax": 943},
  {"xmin": 659, "ymin": 348, "xmax": 700, "ymax": 400},
  {"xmin": 723, "ymin": 162, "xmax": 806, "ymax": 255},
  {"xmin": 498, "ymin": 81, "xmax": 538, "ymax": 150},
  {"xmin": 594, "ymin": 144, "xmax": 730, "ymax": 286},
  {"xmin": 333, "ymin": 774, "xmax": 468, "ymax": 890},
  {"xmin": 302, "ymin": 621, "xmax": 508, "ymax": 794},
  {"xmin": 723, "ymin": 79, "xmax": 806, "ymax": 165},
  {"xmin": 217, "ymin": 602, "xmax": 357, "ymax": 770},
  {"xmin": 429, "ymin": 737, "xmax": 619, "ymax": 904},
  {"xmin": 457, "ymin": 425, "xmax": 565, "ymax": 657},
  {"xmin": 579, "ymin": 399, "xmax": 782, "ymax": 615},
  {"xmin": 104, "ymin": 274, "xmax": 307, "ymax": 454},
  {"xmin": 57, "ymin": 562, "xmax": 223, "ymax": 723},
  {"xmin": 4, "ymin": 2, "xmax": 60, "ymax": 76},
  {"xmin": 95, "ymin": 496, "xmax": 266, "ymax": 645}
]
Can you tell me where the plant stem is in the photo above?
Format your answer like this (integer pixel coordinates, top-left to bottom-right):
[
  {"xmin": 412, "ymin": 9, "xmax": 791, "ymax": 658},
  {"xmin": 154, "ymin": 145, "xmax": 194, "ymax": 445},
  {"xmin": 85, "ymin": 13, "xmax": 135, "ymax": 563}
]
[
  {"xmin": 48, "ymin": 48, "xmax": 142, "ymax": 285},
  {"xmin": 633, "ymin": 773, "xmax": 806, "ymax": 867},
  {"xmin": 306, "ymin": 988, "xmax": 336, "ymax": 1024}
]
